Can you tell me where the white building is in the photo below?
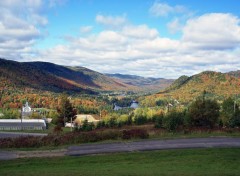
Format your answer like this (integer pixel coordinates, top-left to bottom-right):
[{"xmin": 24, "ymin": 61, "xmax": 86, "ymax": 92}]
[
  {"xmin": 130, "ymin": 101, "xmax": 139, "ymax": 109},
  {"xmin": 0, "ymin": 119, "xmax": 46, "ymax": 130},
  {"xmin": 22, "ymin": 101, "xmax": 32, "ymax": 113},
  {"xmin": 22, "ymin": 101, "xmax": 32, "ymax": 118}
]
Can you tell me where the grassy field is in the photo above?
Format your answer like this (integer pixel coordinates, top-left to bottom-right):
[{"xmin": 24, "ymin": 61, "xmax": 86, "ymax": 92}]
[{"xmin": 0, "ymin": 148, "xmax": 240, "ymax": 176}]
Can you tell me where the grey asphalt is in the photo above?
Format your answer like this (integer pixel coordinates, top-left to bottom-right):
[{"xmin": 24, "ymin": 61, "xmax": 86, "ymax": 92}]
[
  {"xmin": 0, "ymin": 151, "xmax": 18, "ymax": 160},
  {"xmin": 1, "ymin": 137, "xmax": 240, "ymax": 160},
  {"xmin": 67, "ymin": 137, "xmax": 240, "ymax": 156},
  {"xmin": 0, "ymin": 131, "xmax": 47, "ymax": 139}
]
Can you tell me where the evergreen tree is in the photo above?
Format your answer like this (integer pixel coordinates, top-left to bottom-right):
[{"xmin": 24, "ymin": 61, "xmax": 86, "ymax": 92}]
[
  {"xmin": 221, "ymin": 97, "xmax": 240, "ymax": 127},
  {"xmin": 57, "ymin": 94, "xmax": 76, "ymax": 127},
  {"xmin": 188, "ymin": 96, "xmax": 220, "ymax": 128}
]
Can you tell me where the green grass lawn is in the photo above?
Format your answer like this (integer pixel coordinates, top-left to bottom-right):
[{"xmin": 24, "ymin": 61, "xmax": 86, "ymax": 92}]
[{"xmin": 0, "ymin": 148, "xmax": 240, "ymax": 176}]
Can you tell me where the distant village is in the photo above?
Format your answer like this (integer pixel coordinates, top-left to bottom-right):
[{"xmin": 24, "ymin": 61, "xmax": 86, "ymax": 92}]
[{"xmin": 0, "ymin": 100, "xmax": 139, "ymax": 131}]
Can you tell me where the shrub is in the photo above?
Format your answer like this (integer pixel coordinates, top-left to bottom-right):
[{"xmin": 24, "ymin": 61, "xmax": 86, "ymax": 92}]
[
  {"xmin": 54, "ymin": 125, "xmax": 63, "ymax": 133},
  {"xmin": 133, "ymin": 108, "xmax": 148, "ymax": 125},
  {"xmin": 221, "ymin": 97, "xmax": 240, "ymax": 128},
  {"xmin": 122, "ymin": 129, "xmax": 149, "ymax": 140},
  {"xmin": 134, "ymin": 115, "xmax": 147, "ymax": 125},
  {"xmin": 106, "ymin": 117, "xmax": 117, "ymax": 128},
  {"xmin": 163, "ymin": 110, "xmax": 184, "ymax": 132},
  {"xmin": 77, "ymin": 119, "xmax": 95, "ymax": 132},
  {"xmin": 154, "ymin": 113, "xmax": 164, "ymax": 128},
  {"xmin": 188, "ymin": 97, "xmax": 220, "ymax": 128},
  {"xmin": 96, "ymin": 121, "xmax": 106, "ymax": 129}
]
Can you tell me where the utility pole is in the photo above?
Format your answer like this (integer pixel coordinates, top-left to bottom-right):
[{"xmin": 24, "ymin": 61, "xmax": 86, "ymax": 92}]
[
  {"xmin": 21, "ymin": 106, "xmax": 23, "ymax": 131},
  {"xmin": 234, "ymin": 94, "xmax": 237, "ymax": 113}
]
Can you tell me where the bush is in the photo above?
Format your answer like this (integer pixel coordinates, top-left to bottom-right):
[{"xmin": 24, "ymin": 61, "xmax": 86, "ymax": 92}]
[
  {"xmin": 188, "ymin": 97, "xmax": 220, "ymax": 128},
  {"xmin": 154, "ymin": 113, "xmax": 164, "ymax": 128},
  {"xmin": 106, "ymin": 117, "xmax": 117, "ymax": 128},
  {"xmin": 133, "ymin": 108, "xmax": 148, "ymax": 125},
  {"xmin": 221, "ymin": 97, "xmax": 240, "ymax": 128},
  {"xmin": 76, "ymin": 119, "xmax": 95, "ymax": 132},
  {"xmin": 122, "ymin": 129, "xmax": 149, "ymax": 140},
  {"xmin": 163, "ymin": 110, "xmax": 184, "ymax": 132},
  {"xmin": 96, "ymin": 121, "xmax": 106, "ymax": 129},
  {"xmin": 134, "ymin": 115, "xmax": 147, "ymax": 125},
  {"xmin": 0, "ymin": 129, "xmax": 148, "ymax": 149}
]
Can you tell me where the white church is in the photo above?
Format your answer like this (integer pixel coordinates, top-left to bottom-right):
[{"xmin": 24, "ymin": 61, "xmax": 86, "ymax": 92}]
[{"xmin": 22, "ymin": 101, "xmax": 32, "ymax": 118}]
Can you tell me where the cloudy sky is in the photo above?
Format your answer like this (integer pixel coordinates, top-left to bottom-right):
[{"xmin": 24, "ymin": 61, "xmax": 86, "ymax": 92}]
[{"xmin": 0, "ymin": 0, "xmax": 240, "ymax": 78}]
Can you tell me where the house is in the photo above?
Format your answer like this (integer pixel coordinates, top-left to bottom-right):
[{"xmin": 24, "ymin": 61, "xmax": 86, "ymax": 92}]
[
  {"xmin": 113, "ymin": 101, "xmax": 139, "ymax": 111},
  {"xmin": 130, "ymin": 101, "xmax": 139, "ymax": 109},
  {"xmin": 0, "ymin": 119, "xmax": 46, "ymax": 130},
  {"xmin": 74, "ymin": 114, "xmax": 100, "ymax": 126},
  {"xmin": 113, "ymin": 104, "xmax": 123, "ymax": 111}
]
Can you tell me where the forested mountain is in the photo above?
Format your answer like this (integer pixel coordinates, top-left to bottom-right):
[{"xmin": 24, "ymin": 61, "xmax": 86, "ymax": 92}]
[
  {"xmin": 106, "ymin": 73, "xmax": 174, "ymax": 92},
  {"xmin": 0, "ymin": 58, "xmax": 136, "ymax": 94},
  {"xmin": 227, "ymin": 70, "xmax": 240, "ymax": 78},
  {"xmin": 0, "ymin": 59, "xmax": 94, "ymax": 94},
  {"xmin": 161, "ymin": 71, "xmax": 240, "ymax": 101},
  {"xmin": 142, "ymin": 71, "xmax": 240, "ymax": 106},
  {"xmin": 27, "ymin": 61, "xmax": 133, "ymax": 91}
]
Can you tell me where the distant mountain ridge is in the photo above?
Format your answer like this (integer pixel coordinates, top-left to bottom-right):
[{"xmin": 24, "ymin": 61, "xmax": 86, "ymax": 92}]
[
  {"xmin": 0, "ymin": 58, "xmax": 173, "ymax": 95},
  {"xmin": 227, "ymin": 70, "xmax": 240, "ymax": 78},
  {"xmin": 0, "ymin": 58, "xmax": 95, "ymax": 94},
  {"xmin": 106, "ymin": 73, "xmax": 174, "ymax": 92},
  {"xmin": 154, "ymin": 70, "xmax": 240, "ymax": 103},
  {"xmin": 0, "ymin": 58, "xmax": 140, "ymax": 95}
]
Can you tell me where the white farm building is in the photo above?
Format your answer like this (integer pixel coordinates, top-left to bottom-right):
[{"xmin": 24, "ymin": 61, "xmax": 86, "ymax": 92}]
[{"xmin": 0, "ymin": 119, "xmax": 46, "ymax": 130}]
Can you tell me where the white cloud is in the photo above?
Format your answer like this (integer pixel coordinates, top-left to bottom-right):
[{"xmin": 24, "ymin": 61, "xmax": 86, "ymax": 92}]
[
  {"xmin": 96, "ymin": 14, "xmax": 128, "ymax": 28},
  {"xmin": 0, "ymin": 0, "xmax": 48, "ymax": 59},
  {"xmin": 122, "ymin": 25, "xmax": 159, "ymax": 39},
  {"xmin": 32, "ymin": 13, "xmax": 240, "ymax": 79},
  {"xmin": 167, "ymin": 18, "xmax": 182, "ymax": 34},
  {"xmin": 182, "ymin": 13, "xmax": 240, "ymax": 50},
  {"xmin": 80, "ymin": 26, "xmax": 93, "ymax": 33},
  {"xmin": 149, "ymin": 2, "xmax": 187, "ymax": 17},
  {"xmin": 1, "ymin": 3, "xmax": 240, "ymax": 79}
]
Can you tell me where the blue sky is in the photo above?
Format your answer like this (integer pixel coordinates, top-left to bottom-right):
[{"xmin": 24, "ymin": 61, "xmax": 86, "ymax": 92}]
[{"xmin": 0, "ymin": 0, "xmax": 240, "ymax": 78}]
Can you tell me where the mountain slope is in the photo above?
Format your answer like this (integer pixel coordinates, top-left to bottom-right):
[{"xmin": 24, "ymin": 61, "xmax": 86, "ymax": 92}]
[
  {"xmin": 227, "ymin": 70, "xmax": 240, "ymax": 78},
  {"xmin": 143, "ymin": 71, "xmax": 240, "ymax": 105},
  {"xmin": 28, "ymin": 62, "xmax": 132, "ymax": 91},
  {"xmin": 106, "ymin": 73, "xmax": 174, "ymax": 92},
  {"xmin": 0, "ymin": 58, "xmax": 94, "ymax": 94},
  {"xmin": 0, "ymin": 58, "xmax": 138, "ymax": 95}
]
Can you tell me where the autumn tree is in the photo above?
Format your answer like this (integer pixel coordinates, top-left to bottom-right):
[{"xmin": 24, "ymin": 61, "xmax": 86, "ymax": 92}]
[
  {"xmin": 221, "ymin": 97, "xmax": 240, "ymax": 127},
  {"xmin": 57, "ymin": 94, "xmax": 77, "ymax": 127},
  {"xmin": 188, "ymin": 96, "xmax": 220, "ymax": 128}
]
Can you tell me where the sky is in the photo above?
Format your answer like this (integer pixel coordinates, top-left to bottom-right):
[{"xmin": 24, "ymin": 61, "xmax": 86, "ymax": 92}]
[{"xmin": 0, "ymin": 0, "xmax": 240, "ymax": 78}]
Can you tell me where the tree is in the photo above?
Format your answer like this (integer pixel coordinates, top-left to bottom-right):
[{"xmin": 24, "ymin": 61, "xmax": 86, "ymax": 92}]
[
  {"xmin": 57, "ymin": 94, "xmax": 76, "ymax": 127},
  {"xmin": 221, "ymin": 97, "xmax": 240, "ymax": 127},
  {"xmin": 188, "ymin": 97, "xmax": 220, "ymax": 128},
  {"xmin": 163, "ymin": 110, "xmax": 184, "ymax": 132},
  {"xmin": 133, "ymin": 108, "xmax": 148, "ymax": 125}
]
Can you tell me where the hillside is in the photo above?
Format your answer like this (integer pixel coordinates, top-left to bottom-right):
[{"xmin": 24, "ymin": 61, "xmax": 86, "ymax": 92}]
[
  {"xmin": 0, "ymin": 59, "xmax": 94, "ymax": 94},
  {"xmin": 0, "ymin": 59, "xmax": 142, "ymax": 94},
  {"xmin": 227, "ymin": 70, "xmax": 240, "ymax": 78},
  {"xmin": 28, "ymin": 62, "xmax": 133, "ymax": 91},
  {"xmin": 106, "ymin": 73, "xmax": 174, "ymax": 92},
  {"xmin": 143, "ymin": 71, "xmax": 240, "ymax": 105}
]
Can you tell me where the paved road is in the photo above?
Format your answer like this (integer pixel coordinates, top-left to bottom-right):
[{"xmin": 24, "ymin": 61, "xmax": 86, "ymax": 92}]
[
  {"xmin": 0, "ymin": 151, "xmax": 18, "ymax": 160},
  {"xmin": 67, "ymin": 137, "xmax": 240, "ymax": 156},
  {"xmin": 0, "ymin": 132, "xmax": 47, "ymax": 139},
  {"xmin": 1, "ymin": 137, "xmax": 240, "ymax": 160}
]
